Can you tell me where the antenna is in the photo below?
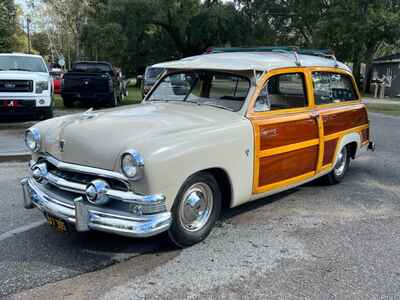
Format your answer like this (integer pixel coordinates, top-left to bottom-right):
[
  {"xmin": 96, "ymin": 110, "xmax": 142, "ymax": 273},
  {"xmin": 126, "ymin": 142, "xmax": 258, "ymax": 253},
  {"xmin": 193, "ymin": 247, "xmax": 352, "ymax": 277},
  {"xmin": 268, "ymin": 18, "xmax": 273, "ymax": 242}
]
[{"xmin": 293, "ymin": 49, "xmax": 301, "ymax": 67}]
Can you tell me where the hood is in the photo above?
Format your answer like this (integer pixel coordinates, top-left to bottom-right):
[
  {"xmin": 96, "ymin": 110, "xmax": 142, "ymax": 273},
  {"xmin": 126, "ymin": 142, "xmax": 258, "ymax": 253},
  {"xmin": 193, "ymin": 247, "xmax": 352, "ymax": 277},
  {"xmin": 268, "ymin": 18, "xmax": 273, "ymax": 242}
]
[
  {"xmin": 0, "ymin": 71, "xmax": 49, "ymax": 81},
  {"xmin": 41, "ymin": 102, "xmax": 243, "ymax": 170}
]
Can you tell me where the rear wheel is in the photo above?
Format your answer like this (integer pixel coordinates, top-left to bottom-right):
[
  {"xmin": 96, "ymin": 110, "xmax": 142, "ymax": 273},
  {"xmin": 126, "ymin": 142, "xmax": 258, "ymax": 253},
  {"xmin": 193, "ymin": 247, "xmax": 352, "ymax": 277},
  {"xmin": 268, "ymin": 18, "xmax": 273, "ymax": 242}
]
[
  {"xmin": 62, "ymin": 97, "xmax": 74, "ymax": 108},
  {"xmin": 323, "ymin": 146, "xmax": 350, "ymax": 184},
  {"xmin": 108, "ymin": 92, "xmax": 118, "ymax": 107},
  {"xmin": 168, "ymin": 172, "xmax": 221, "ymax": 247}
]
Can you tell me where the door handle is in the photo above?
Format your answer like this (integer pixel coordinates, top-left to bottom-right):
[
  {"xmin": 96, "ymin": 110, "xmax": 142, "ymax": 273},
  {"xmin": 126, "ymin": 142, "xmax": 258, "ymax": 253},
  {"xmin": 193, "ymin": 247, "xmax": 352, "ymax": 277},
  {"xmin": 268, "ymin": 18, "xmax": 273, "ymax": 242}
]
[{"xmin": 310, "ymin": 111, "xmax": 320, "ymax": 119}]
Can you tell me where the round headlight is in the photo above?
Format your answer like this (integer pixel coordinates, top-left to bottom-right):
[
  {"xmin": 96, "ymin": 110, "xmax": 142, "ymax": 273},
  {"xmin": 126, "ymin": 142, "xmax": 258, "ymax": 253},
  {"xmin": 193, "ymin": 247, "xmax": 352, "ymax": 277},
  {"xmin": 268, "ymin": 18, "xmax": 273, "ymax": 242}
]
[
  {"xmin": 24, "ymin": 128, "xmax": 41, "ymax": 152},
  {"xmin": 121, "ymin": 150, "xmax": 144, "ymax": 180}
]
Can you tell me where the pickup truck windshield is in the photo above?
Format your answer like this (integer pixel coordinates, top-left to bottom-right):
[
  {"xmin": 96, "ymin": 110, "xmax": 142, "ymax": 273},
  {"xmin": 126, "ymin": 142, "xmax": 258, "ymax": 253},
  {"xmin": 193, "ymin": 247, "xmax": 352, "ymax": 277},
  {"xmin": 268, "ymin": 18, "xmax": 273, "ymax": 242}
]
[
  {"xmin": 73, "ymin": 63, "xmax": 112, "ymax": 73},
  {"xmin": 0, "ymin": 56, "xmax": 47, "ymax": 72},
  {"xmin": 147, "ymin": 71, "xmax": 250, "ymax": 112}
]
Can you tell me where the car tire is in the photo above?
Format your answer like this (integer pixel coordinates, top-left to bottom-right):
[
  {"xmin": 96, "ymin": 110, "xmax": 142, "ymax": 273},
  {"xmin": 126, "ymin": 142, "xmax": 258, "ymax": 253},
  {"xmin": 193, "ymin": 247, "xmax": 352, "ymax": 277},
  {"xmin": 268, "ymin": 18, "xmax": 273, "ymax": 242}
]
[
  {"xmin": 35, "ymin": 107, "xmax": 53, "ymax": 120},
  {"xmin": 42, "ymin": 107, "xmax": 53, "ymax": 120},
  {"xmin": 168, "ymin": 172, "xmax": 221, "ymax": 248},
  {"xmin": 323, "ymin": 145, "xmax": 350, "ymax": 185},
  {"xmin": 63, "ymin": 97, "xmax": 74, "ymax": 108},
  {"xmin": 108, "ymin": 92, "xmax": 118, "ymax": 107}
]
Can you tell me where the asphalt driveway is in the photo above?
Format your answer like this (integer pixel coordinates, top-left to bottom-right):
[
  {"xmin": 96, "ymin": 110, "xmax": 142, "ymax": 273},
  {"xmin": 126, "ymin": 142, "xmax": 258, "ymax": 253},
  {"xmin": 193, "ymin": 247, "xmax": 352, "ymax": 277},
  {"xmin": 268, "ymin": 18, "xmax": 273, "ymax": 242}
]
[{"xmin": 1, "ymin": 112, "xmax": 399, "ymax": 299}]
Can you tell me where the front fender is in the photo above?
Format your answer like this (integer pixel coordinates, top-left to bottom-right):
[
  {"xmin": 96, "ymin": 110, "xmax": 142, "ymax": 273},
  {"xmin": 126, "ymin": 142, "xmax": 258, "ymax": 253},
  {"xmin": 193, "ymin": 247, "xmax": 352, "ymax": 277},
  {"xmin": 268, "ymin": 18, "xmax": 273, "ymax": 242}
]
[{"xmin": 131, "ymin": 119, "xmax": 254, "ymax": 210}]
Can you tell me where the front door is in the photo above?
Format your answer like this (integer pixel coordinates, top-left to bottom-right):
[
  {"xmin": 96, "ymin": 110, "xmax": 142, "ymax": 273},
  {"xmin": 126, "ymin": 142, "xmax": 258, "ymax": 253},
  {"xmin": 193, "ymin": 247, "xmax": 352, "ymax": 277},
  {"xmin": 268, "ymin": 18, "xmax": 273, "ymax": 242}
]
[{"xmin": 247, "ymin": 69, "xmax": 322, "ymax": 194}]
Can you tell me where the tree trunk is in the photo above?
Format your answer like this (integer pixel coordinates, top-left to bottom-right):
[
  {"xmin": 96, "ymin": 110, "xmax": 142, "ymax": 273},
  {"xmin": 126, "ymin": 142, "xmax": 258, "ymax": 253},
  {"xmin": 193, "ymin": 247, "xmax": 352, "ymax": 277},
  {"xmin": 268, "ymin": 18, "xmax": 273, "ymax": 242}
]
[{"xmin": 352, "ymin": 54, "xmax": 362, "ymax": 90}]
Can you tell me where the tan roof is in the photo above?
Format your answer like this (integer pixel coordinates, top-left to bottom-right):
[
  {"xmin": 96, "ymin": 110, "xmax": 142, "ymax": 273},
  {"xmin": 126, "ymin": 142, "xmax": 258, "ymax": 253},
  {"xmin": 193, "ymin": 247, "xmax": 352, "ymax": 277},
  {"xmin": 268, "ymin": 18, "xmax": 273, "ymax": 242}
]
[{"xmin": 154, "ymin": 52, "xmax": 351, "ymax": 72}]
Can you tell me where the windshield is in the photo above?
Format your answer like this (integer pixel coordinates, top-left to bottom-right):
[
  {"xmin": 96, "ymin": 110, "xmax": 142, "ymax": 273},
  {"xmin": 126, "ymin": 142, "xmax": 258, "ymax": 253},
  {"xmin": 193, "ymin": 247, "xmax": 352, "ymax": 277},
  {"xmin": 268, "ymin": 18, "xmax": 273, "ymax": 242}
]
[
  {"xmin": 145, "ymin": 67, "xmax": 164, "ymax": 80},
  {"xmin": 72, "ymin": 63, "xmax": 112, "ymax": 73},
  {"xmin": 147, "ymin": 71, "xmax": 250, "ymax": 112},
  {"xmin": 0, "ymin": 56, "xmax": 47, "ymax": 72}
]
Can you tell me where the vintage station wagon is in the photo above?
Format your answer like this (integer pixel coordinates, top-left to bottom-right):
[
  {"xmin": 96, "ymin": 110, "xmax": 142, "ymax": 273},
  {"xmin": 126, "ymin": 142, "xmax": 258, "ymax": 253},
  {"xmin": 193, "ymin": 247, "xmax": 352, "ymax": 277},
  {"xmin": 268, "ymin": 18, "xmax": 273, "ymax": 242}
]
[{"xmin": 21, "ymin": 48, "xmax": 375, "ymax": 247}]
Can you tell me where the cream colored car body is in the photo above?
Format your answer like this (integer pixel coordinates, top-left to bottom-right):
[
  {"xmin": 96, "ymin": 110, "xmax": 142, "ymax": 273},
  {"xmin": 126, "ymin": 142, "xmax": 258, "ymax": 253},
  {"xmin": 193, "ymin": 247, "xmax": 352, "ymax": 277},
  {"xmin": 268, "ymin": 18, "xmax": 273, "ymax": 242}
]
[
  {"xmin": 32, "ymin": 101, "xmax": 255, "ymax": 210},
  {"xmin": 23, "ymin": 51, "xmax": 371, "ymax": 240}
]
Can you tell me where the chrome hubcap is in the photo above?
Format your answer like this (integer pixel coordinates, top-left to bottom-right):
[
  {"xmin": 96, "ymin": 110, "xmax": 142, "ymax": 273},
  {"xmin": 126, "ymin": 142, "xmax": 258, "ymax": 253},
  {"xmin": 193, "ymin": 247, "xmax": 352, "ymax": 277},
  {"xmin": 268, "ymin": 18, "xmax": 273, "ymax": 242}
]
[
  {"xmin": 179, "ymin": 183, "xmax": 213, "ymax": 232},
  {"xmin": 334, "ymin": 148, "xmax": 347, "ymax": 176}
]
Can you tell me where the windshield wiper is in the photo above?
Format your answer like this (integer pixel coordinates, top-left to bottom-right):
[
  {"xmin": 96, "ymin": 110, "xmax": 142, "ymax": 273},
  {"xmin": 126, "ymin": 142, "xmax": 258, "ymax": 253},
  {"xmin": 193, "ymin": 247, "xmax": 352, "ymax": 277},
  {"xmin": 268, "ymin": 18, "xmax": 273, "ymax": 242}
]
[
  {"xmin": 149, "ymin": 99, "xmax": 176, "ymax": 102},
  {"xmin": 202, "ymin": 102, "xmax": 234, "ymax": 111},
  {"xmin": 7, "ymin": 68, "xmax": 31, "ymax": 72}
]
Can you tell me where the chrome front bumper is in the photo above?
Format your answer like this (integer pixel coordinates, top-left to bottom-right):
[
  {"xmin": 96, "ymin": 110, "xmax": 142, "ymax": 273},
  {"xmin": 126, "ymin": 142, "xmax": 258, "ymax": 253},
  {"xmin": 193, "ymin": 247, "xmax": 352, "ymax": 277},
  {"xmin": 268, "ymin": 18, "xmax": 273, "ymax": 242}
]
[{"xmin": 21, "ymin": 177, "xmax": 172, "ymax": 238}]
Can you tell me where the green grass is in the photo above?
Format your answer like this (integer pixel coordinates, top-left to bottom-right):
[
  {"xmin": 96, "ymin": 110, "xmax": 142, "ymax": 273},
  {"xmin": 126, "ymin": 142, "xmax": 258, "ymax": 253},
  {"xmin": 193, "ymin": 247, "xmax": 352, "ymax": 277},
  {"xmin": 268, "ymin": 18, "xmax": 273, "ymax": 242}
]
[
  {"xmin": 366, "ymin": 103, "xmax": 400, "ymax": 117},
  {"xmin": 53, "ymin": 86, "xmax": 143, "ymax": 110}
]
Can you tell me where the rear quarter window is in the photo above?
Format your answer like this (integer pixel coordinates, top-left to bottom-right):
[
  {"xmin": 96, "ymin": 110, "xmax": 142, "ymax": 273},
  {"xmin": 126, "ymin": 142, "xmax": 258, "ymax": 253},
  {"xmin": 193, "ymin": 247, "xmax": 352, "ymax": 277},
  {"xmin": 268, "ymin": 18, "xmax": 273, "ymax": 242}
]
[{"xmin": 312, "ymin": 72, "xmax": 358, "ymax": 105}]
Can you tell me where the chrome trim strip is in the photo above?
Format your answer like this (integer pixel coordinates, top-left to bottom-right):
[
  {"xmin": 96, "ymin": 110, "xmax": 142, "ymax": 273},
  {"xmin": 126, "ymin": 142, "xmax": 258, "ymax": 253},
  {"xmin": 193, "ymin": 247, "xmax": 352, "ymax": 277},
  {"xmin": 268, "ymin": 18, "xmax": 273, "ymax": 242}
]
[
  {"xmin": 21, "ymin": 178, "xmax": 172, "ymax": 238},
  {"xmin": 46, "ymin": 172, "xmax": 87, "ymax": 194},
  {"xmin": 45, "ymin": 155, "xmax": 129, "ymax": 183},
  {"xmin": 38, "ymin": 169, "xmax": 165, "ymax": 206}
]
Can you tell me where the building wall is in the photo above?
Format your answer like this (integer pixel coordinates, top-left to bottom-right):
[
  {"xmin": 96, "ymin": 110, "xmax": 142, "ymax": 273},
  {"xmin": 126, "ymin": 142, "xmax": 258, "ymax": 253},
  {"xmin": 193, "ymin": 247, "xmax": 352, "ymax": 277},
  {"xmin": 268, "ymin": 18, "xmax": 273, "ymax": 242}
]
[{"xmin": 370, "ymin": 62, "xmax": 400, "ymax": 97}]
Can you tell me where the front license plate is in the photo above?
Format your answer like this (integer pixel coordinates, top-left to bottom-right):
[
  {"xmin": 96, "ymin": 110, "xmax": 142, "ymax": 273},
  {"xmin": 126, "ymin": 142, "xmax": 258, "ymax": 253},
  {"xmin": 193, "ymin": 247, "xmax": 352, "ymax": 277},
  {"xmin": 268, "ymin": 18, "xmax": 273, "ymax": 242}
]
[
  {"xmin": 2, "ymin": 100, "xmax": 22, "ymax": 108},
  {"xmin": 45, "ymin": 213, "xmax": 69, "ymax": 233}
]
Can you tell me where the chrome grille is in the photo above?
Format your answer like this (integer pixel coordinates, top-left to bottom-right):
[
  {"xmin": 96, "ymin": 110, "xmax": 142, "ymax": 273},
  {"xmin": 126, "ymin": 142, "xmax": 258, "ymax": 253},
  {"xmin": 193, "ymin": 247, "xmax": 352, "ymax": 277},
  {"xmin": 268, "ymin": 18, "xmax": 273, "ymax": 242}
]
[
  {"xmin": 45, "ymin": 160, "xmax": 129, "ymax": 192},
  {"xmin": 0, "ymin": 80, "xmax": 33, "ymax": 92}
]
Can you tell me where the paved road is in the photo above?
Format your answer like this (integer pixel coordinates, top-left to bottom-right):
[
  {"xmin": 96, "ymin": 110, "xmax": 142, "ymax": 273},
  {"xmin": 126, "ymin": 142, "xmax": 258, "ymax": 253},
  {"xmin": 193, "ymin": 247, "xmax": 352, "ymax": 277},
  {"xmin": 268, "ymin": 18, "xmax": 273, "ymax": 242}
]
[
  {"xmin": 0, "ymin": 128, "xmax": 27, "ymax": 154},
  {"xmin": 1, "ymin": 112, "xmax": 400, "ymax": 299}
]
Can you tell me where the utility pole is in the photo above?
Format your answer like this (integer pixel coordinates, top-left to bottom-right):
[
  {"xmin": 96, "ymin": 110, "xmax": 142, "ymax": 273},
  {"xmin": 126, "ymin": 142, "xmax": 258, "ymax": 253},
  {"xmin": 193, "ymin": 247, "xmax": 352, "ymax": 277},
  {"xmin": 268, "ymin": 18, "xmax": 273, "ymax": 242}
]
[
  {"xmin": 26, "ymin": 0, "xmax": 35, "ymax": 54},
  {"xmin": 27, "ymin": 16, "xmax": 31, "ymax": 54}
]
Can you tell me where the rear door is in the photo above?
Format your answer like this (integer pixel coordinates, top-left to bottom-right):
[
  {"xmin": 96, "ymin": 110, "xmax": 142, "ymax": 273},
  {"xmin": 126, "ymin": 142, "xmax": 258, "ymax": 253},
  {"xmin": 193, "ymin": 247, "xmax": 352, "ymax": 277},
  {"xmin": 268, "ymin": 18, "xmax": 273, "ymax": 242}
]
[
  {"xmin": 247, "ymin": 69, "xmax": 323, "ymax": 194},
  {"xmin": 311, "ymin": 69, "xmax": 369, "ymax": 171}
]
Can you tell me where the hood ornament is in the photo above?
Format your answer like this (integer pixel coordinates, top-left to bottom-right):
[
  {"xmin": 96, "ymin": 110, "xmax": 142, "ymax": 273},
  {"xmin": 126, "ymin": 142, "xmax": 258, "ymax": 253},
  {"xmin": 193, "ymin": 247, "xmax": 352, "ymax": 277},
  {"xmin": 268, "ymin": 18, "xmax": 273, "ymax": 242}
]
[{"xmin": 81, "ymin": 108, "xmax": 97, "ymax": 119}]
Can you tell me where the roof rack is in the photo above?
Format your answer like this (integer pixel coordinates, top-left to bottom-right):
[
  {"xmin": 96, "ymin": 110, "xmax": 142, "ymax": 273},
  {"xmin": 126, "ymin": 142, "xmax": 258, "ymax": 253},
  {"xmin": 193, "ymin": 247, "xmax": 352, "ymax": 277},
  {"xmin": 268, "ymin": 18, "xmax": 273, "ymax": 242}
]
[{"xmin": 205, "ymin": 46, "xmax": 339, "ymax": 67}]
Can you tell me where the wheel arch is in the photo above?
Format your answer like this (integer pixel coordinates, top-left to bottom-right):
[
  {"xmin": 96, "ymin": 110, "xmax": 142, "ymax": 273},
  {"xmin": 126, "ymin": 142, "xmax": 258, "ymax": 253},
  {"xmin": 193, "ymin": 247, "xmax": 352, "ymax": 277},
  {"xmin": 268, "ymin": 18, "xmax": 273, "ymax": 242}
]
[
  {"xmin": 201, "ymin": 167, "xmax": 233, "ymax": 211},
  {"xmin": 334, "ymin": 132, "xmax": 361, "ymax": 165},
  {"xmin": 177, "ymin": 167, "xmax": 233, "ymax": 211}
]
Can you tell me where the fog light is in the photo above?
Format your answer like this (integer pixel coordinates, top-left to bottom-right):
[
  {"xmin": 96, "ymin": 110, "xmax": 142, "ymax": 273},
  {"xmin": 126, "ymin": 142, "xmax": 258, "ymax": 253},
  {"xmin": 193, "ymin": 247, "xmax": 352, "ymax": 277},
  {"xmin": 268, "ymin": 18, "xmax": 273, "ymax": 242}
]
[
  {"xmin": 85, "ymin": 179, "xmax": 110, "ymax": 205},
  {"xmin": 39, "ymin": 99, "xmax": 45, "ymax": 105}
]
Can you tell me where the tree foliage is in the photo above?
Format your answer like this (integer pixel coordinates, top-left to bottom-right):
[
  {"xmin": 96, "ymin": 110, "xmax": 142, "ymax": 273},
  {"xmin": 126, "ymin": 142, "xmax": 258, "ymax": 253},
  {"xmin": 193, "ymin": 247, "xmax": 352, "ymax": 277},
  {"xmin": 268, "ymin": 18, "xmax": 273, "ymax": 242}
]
[
  {"xmin": 0, "ymin": 0, "xmax": 17, "ymax": 52},
  {"xmin": 4, "ymin": 0, "xmax": 400, "ymax": 81}
]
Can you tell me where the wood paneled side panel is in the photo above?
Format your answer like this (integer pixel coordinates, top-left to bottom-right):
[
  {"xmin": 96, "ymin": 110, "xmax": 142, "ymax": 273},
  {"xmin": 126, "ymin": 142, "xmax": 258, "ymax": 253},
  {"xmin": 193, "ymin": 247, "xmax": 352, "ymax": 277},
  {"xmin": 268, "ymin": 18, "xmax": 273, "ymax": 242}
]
[
  {"xmin": 259, "ymin": 118, "xmax": 318, "ymax": 150},
  {"xmin": 323, "ymin": 139, "xmax": 338, "ymax": 165},
  {"xmin": 322, "ymin": 107, "xmax": 368, "ymax": 136},
  {"xmin": 258, "ymin": 146, "xmax": 318, "ymax": 186}
]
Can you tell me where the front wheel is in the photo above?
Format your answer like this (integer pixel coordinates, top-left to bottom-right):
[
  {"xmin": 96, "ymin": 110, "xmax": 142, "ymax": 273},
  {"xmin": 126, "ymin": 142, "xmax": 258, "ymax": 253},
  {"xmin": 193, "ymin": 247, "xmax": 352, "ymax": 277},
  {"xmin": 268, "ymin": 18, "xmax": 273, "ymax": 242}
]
[
  {"xmin": 168, "ymin": 172, "xmax": 221, "ymax": 247},
  {"xmin": 323, "ymin": 146, "xmax": 350, "ymax": 184}
]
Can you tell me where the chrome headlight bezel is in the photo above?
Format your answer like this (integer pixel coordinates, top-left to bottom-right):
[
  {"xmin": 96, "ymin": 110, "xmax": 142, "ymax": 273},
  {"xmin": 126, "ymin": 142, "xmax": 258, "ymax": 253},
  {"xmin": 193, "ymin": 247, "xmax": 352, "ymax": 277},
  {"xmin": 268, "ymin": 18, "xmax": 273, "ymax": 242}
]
[
  {"xmin": 36, "ymin": 80, "xmax": 49, "ymax": 94},
  {"xmin": 24, "ymin": 128, "xmax": 41, "ymax": 152},
  {"xmin": 121, "ymin": 149, "xmax": 144, "ymax": 181}
]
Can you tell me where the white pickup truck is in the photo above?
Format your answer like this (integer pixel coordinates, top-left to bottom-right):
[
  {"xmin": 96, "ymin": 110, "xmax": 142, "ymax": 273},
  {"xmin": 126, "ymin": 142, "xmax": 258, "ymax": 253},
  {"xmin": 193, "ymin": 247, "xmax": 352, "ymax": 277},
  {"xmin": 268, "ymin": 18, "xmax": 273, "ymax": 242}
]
[{"xmin": 0, "ymin": 53, "xmax": 53, "ymax": 119}]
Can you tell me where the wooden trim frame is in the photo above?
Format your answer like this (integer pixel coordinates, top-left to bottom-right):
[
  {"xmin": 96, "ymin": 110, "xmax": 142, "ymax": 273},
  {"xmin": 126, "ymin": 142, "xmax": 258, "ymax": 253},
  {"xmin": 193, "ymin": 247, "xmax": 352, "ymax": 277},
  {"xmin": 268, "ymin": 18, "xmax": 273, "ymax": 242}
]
[
  {"xmin": 247, "ymin": 66, "xmax": 369, "ymax": 195},
  {"xmin": 248, "ymin": 68, "xmax": 321, "ymax": 194}
]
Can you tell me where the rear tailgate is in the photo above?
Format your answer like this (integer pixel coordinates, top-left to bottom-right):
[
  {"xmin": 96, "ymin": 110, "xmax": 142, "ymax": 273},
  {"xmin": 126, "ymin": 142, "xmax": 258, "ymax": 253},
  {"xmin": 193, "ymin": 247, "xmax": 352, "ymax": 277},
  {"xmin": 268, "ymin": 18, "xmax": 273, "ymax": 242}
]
[{"xmin": 62, "ymin": 72, "xmax": 110, "ymax": 94}]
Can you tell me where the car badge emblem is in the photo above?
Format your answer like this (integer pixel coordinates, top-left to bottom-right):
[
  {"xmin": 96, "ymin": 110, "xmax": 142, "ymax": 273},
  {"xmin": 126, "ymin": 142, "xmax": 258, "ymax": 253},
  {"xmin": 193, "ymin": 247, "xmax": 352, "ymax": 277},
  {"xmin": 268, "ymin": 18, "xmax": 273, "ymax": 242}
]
[
  {"xmin": 59, "ymin": 140, "xmax": 65, "ymax": 152},
  {"xmin": 4, "ymin": 83, "xmax": 16, "ymax": 88}
]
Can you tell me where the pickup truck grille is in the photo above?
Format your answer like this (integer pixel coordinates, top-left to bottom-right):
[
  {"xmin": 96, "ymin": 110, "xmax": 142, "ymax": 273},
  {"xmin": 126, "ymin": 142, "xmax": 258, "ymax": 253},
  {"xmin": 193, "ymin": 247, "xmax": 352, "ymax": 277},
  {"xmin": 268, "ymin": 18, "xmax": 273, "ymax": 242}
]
[{"xmin": 0, "ymin": 80, "xmax": 33, "ymax": 92}]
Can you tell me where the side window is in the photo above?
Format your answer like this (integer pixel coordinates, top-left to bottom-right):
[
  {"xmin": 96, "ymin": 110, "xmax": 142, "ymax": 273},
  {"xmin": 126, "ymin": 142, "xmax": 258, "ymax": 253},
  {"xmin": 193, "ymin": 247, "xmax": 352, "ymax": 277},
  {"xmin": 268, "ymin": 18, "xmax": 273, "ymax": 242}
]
[
  {"xmin": 312, "ymin": 72, "xmax": 357, "ymax": 105},
  {"xmin": 254, "ymin": 73, "xmax": 308, "ymax": 112}
]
